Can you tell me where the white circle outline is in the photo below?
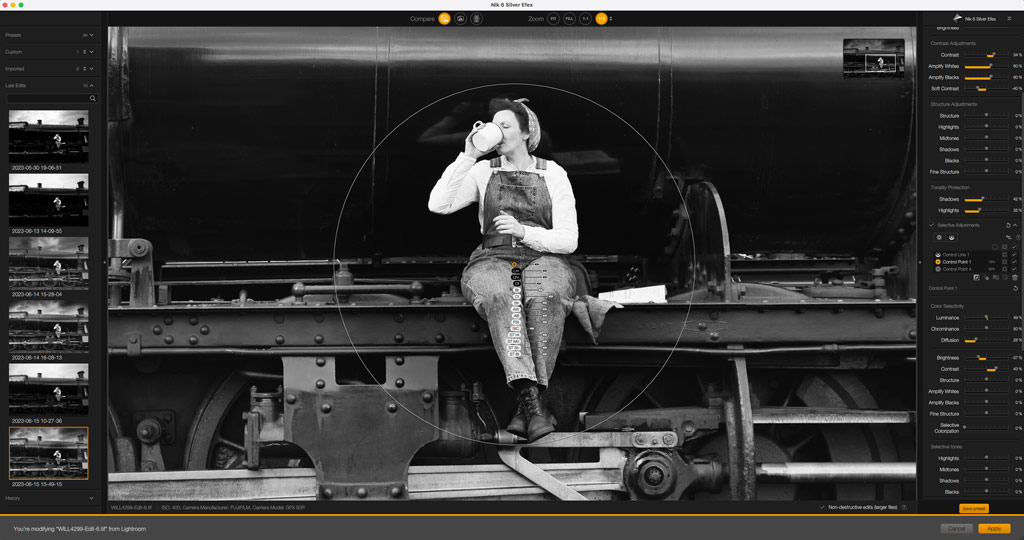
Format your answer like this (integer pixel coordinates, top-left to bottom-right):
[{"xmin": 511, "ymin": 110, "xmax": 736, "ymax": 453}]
[{"xmin": 331, "ymin": 82, "xmax": 696, "ymax": 448}]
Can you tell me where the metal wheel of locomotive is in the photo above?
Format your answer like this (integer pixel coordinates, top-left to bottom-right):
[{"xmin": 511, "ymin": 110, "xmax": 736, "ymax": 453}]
[
  {"xmin": 579, "ymin": 369, "xmax": 902, "ymax": 501},
  {"xmin": 182, "ymin": 370, "xmax": 307, "ymax": 470}
]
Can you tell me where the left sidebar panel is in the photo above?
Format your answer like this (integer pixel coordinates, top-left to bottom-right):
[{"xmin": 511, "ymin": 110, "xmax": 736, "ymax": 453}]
[{"xmin": 2, "ymin": 12, "xmax": 104, "ymax": 514}]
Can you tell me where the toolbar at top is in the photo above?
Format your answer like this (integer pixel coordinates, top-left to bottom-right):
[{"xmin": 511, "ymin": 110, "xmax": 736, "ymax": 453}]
[{"xmin": 5, "ymin": 0, "xmax": 1024, "ymax": 10}]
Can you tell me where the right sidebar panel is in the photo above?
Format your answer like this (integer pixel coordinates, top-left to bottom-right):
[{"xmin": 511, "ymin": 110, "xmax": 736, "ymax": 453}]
[{"xmin": 922, "ymin": 11, "xmax": 1024, "ymax": 514}]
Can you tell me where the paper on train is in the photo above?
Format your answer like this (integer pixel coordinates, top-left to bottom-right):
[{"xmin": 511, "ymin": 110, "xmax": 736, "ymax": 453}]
[{"xmin": 597, "ymin": 284, "xmax": 667, "ymax": 304}]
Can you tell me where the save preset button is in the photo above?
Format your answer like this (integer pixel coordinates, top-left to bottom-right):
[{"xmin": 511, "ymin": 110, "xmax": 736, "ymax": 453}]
[
  {"xmin": 958, "ymin": 503, "xmax": 989, "ymax": 513},
  {"xmin": 979, "ymin": 524, "xmax": 1011, "ymax": 534}
]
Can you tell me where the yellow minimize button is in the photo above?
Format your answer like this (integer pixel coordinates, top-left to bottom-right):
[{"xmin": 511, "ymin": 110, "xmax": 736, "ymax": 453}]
[
  {"xmin": 959, "ymin": 503, "xmax": 989, "ymax": 514},
  {"xmin": 979, "ymin": 524, "xmax": 1011, "ymax": 534}
]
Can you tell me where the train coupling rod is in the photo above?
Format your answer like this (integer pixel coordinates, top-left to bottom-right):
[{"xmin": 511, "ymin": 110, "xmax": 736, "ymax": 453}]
[{"xmin": 494, "ymin": 430, "xmax": 679, "ymax": 501}]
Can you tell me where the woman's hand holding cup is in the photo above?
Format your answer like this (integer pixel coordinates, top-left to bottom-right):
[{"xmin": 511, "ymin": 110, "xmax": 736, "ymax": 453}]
[
  {"xmin": 464, "ymin": 122, "xmax": 487, "ymax": 159},
  {"xmin": 465, "ymin": 120, "xmax": 502, "ymax": 159}
]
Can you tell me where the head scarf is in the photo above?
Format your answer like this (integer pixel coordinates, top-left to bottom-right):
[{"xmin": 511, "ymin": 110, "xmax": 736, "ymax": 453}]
[{"xmin": 513, "ymin": 98, "xmax": 541, "ymax": 152}]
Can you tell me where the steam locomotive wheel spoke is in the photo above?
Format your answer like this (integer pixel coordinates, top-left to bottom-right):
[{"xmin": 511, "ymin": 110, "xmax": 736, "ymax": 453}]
[
  {"xmin": 183, "ymin": 369, "xmax": 307, "ymax": 471},
  {"xmin": 782, "ymin": 431, "xmax": 818, "ymax": 457},
  {"xmin": 211, "ymin": 436, "xmax": 246, "ymax": 469}
]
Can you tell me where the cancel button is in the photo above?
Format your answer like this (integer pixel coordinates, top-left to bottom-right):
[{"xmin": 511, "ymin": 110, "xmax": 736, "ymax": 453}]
[{"xmin": 940, "ymin": 523, "xmax": 973, "ymax": 534}]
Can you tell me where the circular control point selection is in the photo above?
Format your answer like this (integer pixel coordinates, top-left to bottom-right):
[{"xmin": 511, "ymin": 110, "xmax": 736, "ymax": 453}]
[
  {"xmin": 579, "ymin": 12, "xmax": 592, "ymax": 25},
  {"xmin": 547, "ymin": 12, "xmax": 560, "ymax": 25},
  {"xmin": 563, "ymin": 12, "xmax": 576, "ymax": 25}
]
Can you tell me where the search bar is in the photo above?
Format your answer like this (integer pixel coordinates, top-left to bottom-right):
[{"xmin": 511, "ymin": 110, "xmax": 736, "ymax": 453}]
[{"xmin": 7, "ymin": 93, "xmax": 97, "ymax": 104}]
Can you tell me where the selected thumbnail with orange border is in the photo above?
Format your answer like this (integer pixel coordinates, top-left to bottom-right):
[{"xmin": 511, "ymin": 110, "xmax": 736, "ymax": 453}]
[{"xmin": 9, "ymin": 426, "xmax": 89, "ymax": 480}]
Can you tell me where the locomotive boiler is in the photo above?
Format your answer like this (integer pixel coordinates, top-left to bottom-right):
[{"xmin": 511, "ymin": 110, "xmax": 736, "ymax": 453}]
[{"xmin": 106, "ymin": 26, "xmax": 918, "ymax": 502}]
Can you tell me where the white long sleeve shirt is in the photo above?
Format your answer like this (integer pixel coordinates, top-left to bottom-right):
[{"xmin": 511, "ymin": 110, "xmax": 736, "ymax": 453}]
[{"xmin": 428, "ymin": 153, "xmax": 579, "ymax": 254}]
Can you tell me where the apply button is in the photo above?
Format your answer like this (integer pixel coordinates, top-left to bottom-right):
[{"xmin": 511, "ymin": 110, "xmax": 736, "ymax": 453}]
[
  {"xmin": 979, "ymin": 524, "xmax": 1011, "ymax": 534},
  {"xmin": 959, "ymin": 503, "xmax": 989, "ymax": 514}
]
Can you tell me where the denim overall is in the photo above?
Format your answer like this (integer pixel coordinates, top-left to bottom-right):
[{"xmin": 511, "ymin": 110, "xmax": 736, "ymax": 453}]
[{"xmin": 460, "ymin": 158, "xmax": 577, "ymax": 388}]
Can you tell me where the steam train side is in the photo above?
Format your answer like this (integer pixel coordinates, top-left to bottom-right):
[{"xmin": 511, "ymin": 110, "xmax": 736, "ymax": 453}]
[
  {"xmin": 9, "ymin": 309, "xmax": 89, "ymax": 351},
  {"xmin": 9, "ymin": 372, "xmax": 89, "ymax": 415},
  {"xmin": 9, "ymin": 435, "xmax": 89, "ymax": 479},
  {"xmin": 9, "ymin": 245, "xmax": 89, "ymax": 288},
  {"xmin": 106, "ymin": 27, "xmax": 917, "ymax": 502},
  {"xmin": 9, "ymin": 183, "xmax": 90, "ymax": 226},
  {"xmin": 8, "ymin": 119, "xmax": 89, "ymax": 163}
]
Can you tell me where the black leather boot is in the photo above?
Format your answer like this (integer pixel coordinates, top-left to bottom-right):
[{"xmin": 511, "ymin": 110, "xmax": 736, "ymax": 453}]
[
  {"xmin": 516, "ymin": 385, "xmax": 555, "ymax": 442},
  {"xmin": 507, "ymin": 391, "xmax": 557, "ymax": 439},
  {"xmin": 506, "ymin": 402, "xmax": 528, "ymax": 439}
]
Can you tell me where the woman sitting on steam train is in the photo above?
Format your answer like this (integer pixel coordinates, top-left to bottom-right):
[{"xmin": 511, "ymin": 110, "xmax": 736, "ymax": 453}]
[{"xmin": 428, "ymin": 98, "xmax": 578, "ymax": 442}]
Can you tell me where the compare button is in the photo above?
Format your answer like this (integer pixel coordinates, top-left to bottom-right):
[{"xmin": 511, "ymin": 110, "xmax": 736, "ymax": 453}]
[
  {"xmin": 979, "ymin": 524, "xmax": 1011, "ymax": 534},
  {"xmin": 959, "ymin": 503, "xmax": 989, "ymax": 514}
]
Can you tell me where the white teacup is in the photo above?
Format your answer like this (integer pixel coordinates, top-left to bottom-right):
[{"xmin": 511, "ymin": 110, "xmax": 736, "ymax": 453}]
[{"xmin": 471, "ymin": 121, "xmax": 503, "ymax": 153}]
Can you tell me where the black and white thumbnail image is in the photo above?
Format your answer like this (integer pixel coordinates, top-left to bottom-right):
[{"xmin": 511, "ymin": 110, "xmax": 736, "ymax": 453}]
[
  {"xmin": 9, "ymin": 110, "xmax": 89, "ymax": 163},
  {"xmin": 9, "ymin": 363, "xmax": 89, "ymax": 415},
  {"xmin": 9, "ymin": 427, "xmax": 88, "ymax": 479},
  {"xmin": 9, "ymin": 300, "xmax": 89, "ymax": 352},
  {"xmin": 9, "ymin": 237, "xmax": 89, "ymax": 288},
  {"xmin": 843, "ymin": 39, "xmax": 906, "ymax": 78},
  {"xmin": 9, "ymin": 173, "xmax": 89, "ymax": 226}
]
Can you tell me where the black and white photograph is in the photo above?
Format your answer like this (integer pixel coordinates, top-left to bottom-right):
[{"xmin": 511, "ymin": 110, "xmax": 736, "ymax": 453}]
[
  {"xmin": 9, "ymin": 300, "xmax": 89, "ymax": 352},
  {"xmin": 843, "ymin": 39, "xmax": 906, "ymax": 78},
  {"xmin": 10, "ymin": 237, "xmax": 89, "ymax": 289},
  {"xmin": 106, "ymin": 27, "xmax": 917, "ymax": 504},
  {"xmin": 9, "ymin": 364, "xmax": 89, "ymax": 416},
  {"xmin": 9, "ymin": 427, "xmax": 89, "ymax": 480},
  {"xmin": 9, "ymin": 173, "xmax": 89, "ymax": 226},
  {"xmin": 9, "ymin": 110, "xmax": 90, "ymax": 163}
]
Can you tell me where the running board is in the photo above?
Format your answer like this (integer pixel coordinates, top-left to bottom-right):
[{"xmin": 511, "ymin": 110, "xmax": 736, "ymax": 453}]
[
  {"xmin": 108, "ymin": 459, "xmax": 915, "ymax": 502},
  {"xmin": 108, "ymin": 448, "xmax": 627, "ymax": 502}
]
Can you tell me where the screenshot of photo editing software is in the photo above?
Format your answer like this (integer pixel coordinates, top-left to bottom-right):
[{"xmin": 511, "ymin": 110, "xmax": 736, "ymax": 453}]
[{"xmin": 3, "ymin": 1, "xmax": 1024, "ymax": 537}]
